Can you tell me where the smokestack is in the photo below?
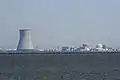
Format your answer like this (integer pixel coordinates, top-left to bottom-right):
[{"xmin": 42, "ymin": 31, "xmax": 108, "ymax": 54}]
[{"xmin": 17, "ymin": 29, "xmax": 34, "ymax": 50}]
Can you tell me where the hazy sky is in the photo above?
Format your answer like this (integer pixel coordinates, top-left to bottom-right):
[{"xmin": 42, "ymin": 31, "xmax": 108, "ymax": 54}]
[{"xmin": 0, "ymin": 0, "xmax": 120, "ymax": 49}]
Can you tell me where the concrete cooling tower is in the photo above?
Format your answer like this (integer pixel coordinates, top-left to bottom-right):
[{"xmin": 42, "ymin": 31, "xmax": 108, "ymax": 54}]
[{"xmin": 17, "ymin": 29, "xmax": 34, "ymax": 50}]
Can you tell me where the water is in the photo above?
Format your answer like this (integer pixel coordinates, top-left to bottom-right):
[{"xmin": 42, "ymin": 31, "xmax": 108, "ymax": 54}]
[{"xmin": 0, "ymin": 53, "xmax": 120, "ymax": 80}]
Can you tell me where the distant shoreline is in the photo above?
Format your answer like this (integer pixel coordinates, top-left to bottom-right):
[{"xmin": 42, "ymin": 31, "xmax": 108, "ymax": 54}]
[{"xmin": 0, "ymin": 51, "xmax": 120, "ymax": 55}]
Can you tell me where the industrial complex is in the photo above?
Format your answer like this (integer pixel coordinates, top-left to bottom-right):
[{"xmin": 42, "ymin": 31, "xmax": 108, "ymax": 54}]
[{"xmin": 0, "ymin": 29, "xmax": 119, "ymax": 53}]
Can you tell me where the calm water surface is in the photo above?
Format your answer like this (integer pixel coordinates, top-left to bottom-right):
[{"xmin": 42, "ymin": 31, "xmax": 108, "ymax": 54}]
[{"xmin": 0, "ymin": 53, "xmax": 119, "ymax": 80}]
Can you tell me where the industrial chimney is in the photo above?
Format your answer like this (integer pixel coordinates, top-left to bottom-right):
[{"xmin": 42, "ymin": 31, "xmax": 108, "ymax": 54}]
[{"xmin": 17, "ymin": 29, "xmax": 34, "ymax": 50}]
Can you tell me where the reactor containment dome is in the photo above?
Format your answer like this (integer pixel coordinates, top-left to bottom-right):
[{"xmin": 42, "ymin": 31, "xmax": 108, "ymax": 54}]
[{"xmin": 17, "ymin": 29, "xmax": 34, "ymax": 50}]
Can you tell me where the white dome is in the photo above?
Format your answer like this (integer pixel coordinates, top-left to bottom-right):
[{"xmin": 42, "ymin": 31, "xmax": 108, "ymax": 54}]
[{"xmin": 96, "ymin": 44, "xmax": 103, "ymax": 48}]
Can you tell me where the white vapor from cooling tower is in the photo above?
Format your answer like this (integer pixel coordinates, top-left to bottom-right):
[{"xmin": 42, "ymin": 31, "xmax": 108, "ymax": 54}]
[{"xmin": 17, "ymin": 29, "xmax": 34, "ymax": 50}]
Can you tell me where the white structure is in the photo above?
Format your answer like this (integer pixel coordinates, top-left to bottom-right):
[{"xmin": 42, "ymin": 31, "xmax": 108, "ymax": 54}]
[
  {"xmin": 95, "ymin": 44, "xmax": 104, "ymax": 51},
  {"xmin": 17, "ymin": 29, "xmax": 34, "ymax": 50},
  {"xmin": 81, "ymin": 43, "xmax": 90, "ymax": 51},
  {"xmin": 96, "ymin": 44, "xmax": 103, "ymax": 48}
]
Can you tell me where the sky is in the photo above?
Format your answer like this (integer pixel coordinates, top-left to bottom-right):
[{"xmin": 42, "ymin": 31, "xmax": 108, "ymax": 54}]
[{"xmin": 0, "ymin": 0, "xmax": 120, "ymax": 49}]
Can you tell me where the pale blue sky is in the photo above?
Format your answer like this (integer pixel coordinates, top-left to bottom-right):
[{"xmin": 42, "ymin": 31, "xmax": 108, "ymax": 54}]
[{"xmin": 0, "ymin": 0, "xmax": 120, "ymax": 49}]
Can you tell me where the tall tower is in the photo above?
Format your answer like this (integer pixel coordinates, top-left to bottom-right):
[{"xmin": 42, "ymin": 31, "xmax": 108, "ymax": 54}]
[{"xmin": 17, "ymin": 29, "xmax": 34, "ymax": 50}]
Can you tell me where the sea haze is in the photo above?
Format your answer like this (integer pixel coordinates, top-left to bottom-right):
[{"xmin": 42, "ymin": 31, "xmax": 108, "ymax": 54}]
[{"xmin": 0, "ymin": 0, "xmax": 119, "ymax": 48}]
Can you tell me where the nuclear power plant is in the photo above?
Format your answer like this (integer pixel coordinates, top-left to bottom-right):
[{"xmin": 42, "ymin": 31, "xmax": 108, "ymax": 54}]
[
  {"xmin": 17, "ymin": 29, "xmax": 34, "ymax": 50},
  {"xmin": 0, "ymin": 28, "xmax": 117, "ymax": 53}
]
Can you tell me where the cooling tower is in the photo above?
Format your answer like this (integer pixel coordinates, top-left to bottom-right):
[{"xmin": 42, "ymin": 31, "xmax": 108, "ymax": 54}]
[{"xmin": 17, "ymin": 29, "xmax": 34, "ymax": 50}]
